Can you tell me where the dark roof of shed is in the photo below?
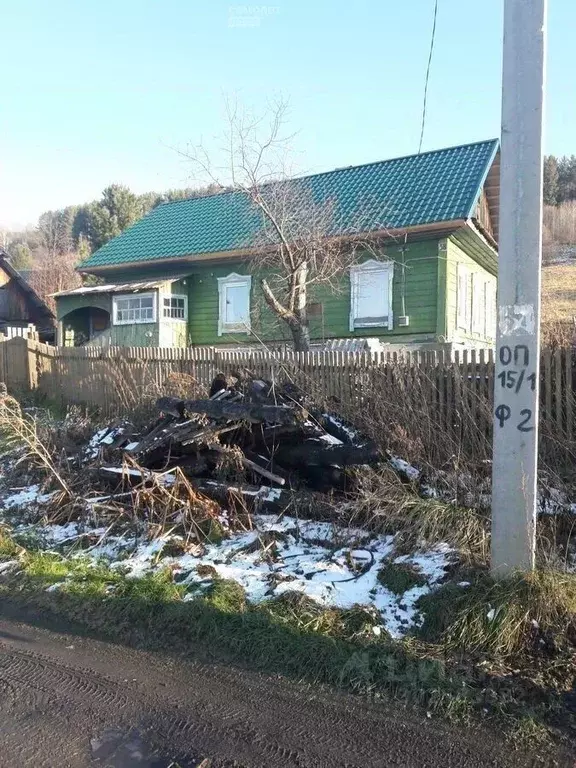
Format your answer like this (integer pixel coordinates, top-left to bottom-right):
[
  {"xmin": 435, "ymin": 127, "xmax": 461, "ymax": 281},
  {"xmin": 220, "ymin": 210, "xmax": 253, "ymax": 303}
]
[{"xmin": 0, "ymin": 249, "xmax": 56, "ymax": 320}]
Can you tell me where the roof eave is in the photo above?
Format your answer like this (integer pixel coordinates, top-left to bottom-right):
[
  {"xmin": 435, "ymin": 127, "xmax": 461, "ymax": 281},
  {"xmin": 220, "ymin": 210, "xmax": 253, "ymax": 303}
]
[
  {"xmin": 466, "ymin": 217, "xmax": 499, "ymax": 252},
  {"xmin": 463, "ymin": 139, "xmax": 500, "ymax": 220},
  {"xmin": 77, "ymin": 219, "xmax": 469, "ymax": 275}
]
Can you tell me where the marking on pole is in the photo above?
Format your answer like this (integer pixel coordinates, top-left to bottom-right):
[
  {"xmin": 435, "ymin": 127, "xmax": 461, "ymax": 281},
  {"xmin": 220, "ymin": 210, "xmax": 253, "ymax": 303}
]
[
  {"xmin": 498, "ymin": 304, "xmax": 535, "ymax": 336},
  {"xmin": 495, "ymin": 344, "xmax": 537, "ymax": 433}
]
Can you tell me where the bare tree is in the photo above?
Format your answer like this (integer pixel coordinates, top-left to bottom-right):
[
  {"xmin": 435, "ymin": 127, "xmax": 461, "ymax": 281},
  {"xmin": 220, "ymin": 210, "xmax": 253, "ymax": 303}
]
[
  {"xmin": 28, "ymin": 252, "xmax": 82, "ymax": 313},
  {"xmin": 182, "ymin": 99, "xmax": 391, "ymax": 351},
  {"xmin": 37, "ymin": 209, "xmax": 75, "ymax": 258}
]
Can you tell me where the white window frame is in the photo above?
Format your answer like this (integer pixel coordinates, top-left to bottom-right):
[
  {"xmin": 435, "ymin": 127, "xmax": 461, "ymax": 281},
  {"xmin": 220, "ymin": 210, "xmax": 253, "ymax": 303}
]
[
  {"xmin": 161, "ymin": 293, "xmax": 188, "ymax": 322},
  {"xmin": 217, "ymin": 273, "xmax": 252, "ymax": 336},
  {"xmin": 485, "ymin": 279, "xmax": 497, "ymax": 340},
  {"xmin": 349, "ymin": 259, "xmax": 394, "ymax": 332},
  {"xmin": 456, "ymin": 264, "xmax": 471, "ymax": 333},
  {"xmin": 472, "ymin": 273, "xmax": 484, "ymax": 335},
  {"xmin": 112, "ymin": 292, "xmax": 157, "ymax": 325}
]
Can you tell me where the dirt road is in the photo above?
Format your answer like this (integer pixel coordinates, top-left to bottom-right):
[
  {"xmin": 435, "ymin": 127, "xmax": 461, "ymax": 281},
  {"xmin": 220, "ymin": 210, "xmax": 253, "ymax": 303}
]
[{"xmin": 0, "ymin": 611, "xmax": 570, "ymax": 767}]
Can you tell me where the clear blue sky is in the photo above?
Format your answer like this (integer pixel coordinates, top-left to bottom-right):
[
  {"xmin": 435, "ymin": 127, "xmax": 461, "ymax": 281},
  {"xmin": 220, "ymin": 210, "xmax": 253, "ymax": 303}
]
[{"xmin": 1, "ymin": 0, "xmax": 574, "ymax": 229}]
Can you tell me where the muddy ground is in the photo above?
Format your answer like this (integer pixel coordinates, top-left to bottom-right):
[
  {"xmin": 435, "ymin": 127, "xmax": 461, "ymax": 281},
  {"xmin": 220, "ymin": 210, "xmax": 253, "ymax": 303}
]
[{"xmin": 0, "ymin": 603, "xmax": 571, "ymax": 768}]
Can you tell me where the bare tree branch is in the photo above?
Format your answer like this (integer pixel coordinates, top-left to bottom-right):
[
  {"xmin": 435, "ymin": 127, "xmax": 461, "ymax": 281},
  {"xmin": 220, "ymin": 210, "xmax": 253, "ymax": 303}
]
[{"xmin": 179, "ymin": 97, "xmax": 401, "ymax": 351}]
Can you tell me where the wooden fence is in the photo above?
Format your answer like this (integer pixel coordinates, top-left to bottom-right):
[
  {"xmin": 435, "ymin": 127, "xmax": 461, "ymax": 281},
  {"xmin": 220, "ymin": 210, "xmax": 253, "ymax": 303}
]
[{"xmin": 0, "ymin": 337, "xmax": 574, "ymax": 465}]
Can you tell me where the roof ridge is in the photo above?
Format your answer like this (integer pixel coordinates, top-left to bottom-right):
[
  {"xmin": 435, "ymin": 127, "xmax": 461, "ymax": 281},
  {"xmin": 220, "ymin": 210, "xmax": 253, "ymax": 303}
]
[{"xmin": 156, "ymin": 138, "xmax": 499, "ymax": 208}]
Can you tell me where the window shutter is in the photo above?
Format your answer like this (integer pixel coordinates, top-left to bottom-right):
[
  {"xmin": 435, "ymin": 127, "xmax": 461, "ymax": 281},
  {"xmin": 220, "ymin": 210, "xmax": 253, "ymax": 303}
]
[
  {"xmin": 457, "ymin": 265, "xmax": 469, "ymax": 331},
  {"xmin": 472, "ymin": 273, "xmax": 484, "ymax": 334}
]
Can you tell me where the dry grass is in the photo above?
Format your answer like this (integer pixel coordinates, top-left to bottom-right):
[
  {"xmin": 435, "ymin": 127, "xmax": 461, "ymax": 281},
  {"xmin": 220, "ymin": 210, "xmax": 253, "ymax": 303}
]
[
  {"xmin": 420, "ymin": 569, "xmax": 576, "ymax": 665},
  {"xmin": 541, "ymin": 262, "xmax": 576, "ymax": 345},
  {"xmin": 0, "ymin": 394, "xmax": 71, "ymax": 499},
  {"xmin": 347, "ymin": 466, "xmax": 490, "ymax": 565}
]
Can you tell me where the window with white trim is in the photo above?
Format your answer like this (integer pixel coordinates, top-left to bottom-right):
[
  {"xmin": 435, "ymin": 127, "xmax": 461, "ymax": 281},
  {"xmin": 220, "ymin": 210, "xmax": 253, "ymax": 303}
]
[
  {"xmin": 113, "ymin": 293, "xmax": 156, "ymax": 325},
  {"xmin": 162, "ymin": 294, "xmax": 188, "ymax": 321},
  {"xmin": 349, "ymin": 260, "xmax": 394, "ymax": 331},
  {"xmin": 217, "ymin": 273, "xmax": 251, "ymax": 335},
  {"xmin": 457, "ymin": 265, "xmax": 471, "ymax": 333}
]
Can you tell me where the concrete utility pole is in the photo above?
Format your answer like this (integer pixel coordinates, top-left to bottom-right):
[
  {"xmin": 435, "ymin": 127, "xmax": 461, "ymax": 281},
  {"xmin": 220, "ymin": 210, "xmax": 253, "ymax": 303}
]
[{"xmin": 491, "ymin": 0, "xmax": 547, "ymax": 576}]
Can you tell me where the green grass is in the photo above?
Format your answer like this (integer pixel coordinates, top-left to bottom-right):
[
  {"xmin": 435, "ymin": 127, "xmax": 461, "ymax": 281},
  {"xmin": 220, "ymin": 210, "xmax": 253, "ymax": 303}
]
[
  {"xmin": 419, "ymin": 571, "xmax": 576, "ymax": 660},
  {"xmin": 0, "ymin": 526, "xmax": 20, "ymax": 558},
  {"xmin": 377, "ymin": 562, "xmax": 426, "ymax": 594}
]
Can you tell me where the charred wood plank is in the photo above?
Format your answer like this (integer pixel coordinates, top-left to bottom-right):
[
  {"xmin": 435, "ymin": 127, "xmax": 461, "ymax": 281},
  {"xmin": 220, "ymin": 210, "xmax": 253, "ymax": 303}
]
[
  {"xmin": 156, "ymin": 396, "xmax": 300, "ymax": 426},
  {"xmin": 127, "ymin": 417, "xmax": 205, "ymax": 458},
  {"xmin": 275, "ymin": 439, "xmax": 381, "ymax": 468},
  {"xmin": 190, "ymin": 478, "xmax": 335, "ymax": 520},
  {"xmin": 310, "ymin": 411, "xmax": 367, "ymax": 447},
  {"xmin": 180, "ymin": 423, "xmax": 243, "ymax": 447},
  {"xmin": 124, "ymin": 414, "xmax": 175, "ymax": 456},
  {"xmin": 209, "ymin": 373, "xmax": 228, "ymax": 398}
]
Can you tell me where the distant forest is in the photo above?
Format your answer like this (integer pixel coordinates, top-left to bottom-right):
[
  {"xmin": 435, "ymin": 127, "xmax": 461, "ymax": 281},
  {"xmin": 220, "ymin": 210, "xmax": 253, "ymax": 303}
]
[
  {"xmin": 543, "ymin": 155, "xmax": 576, "ymax": 261},
  {"xmin": 0, "ymin": 182, "xmax": 225, "ymax": 310},
  {"xmin": 1, "ymin": 182, "xmax": 225, "ymax": 271}
]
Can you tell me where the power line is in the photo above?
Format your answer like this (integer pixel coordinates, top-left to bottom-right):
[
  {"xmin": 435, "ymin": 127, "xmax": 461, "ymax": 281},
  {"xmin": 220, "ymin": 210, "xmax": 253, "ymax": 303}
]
[{"xmin": 418, "ymin": 0, "xmax": 439, "ymax": 154}]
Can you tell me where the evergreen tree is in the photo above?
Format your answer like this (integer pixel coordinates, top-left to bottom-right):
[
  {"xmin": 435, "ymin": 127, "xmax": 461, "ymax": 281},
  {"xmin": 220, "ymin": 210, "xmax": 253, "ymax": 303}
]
[
  {"xmin": 87, "ymin": 185, "xmax": 144, "ymax": 250},
  {"xmin": 557, "ymin": 155, "xmax": 576, "ymax": 203},
  {"xmin": 543, "ymin": 155, "xmax": 559, "ymax": 205},
  {"xmin": 9, "ymin": 242, "xmax": 33, "ymax": 270}
]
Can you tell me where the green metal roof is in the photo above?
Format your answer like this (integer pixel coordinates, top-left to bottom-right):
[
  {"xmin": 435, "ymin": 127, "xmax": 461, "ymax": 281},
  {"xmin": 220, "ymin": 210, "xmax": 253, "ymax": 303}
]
[{"xmin": 79, "ymin": 139, "xmax": 499, "ymax": 270}]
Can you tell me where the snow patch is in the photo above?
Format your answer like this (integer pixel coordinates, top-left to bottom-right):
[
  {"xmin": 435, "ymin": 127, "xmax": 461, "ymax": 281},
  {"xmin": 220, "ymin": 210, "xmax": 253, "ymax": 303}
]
[
  {"xmin": 85, "ymin": 426, "xmax": 125, "ymax": 459},
  {"xmin": 77, "ymin": 515, "xmax": 452, "ymax": 638},
  {"xmin": 2, "ymin": 486, "xmax": 57, "ymax": 509},
  {"xmin": 389, "ymin": 456, "xmax": 420, "ymax": 481}
]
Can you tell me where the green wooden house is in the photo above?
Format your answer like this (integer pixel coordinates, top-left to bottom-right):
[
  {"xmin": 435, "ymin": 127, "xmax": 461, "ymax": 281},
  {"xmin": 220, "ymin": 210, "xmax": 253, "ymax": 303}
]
[{"xmin": 54, "ymin": 139, "xmax": 500, "ymax": 350}]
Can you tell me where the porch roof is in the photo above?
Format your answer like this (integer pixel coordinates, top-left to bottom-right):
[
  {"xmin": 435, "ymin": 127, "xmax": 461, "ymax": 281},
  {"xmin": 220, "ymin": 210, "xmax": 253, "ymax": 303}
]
[{"xmin": 52, "ymin": 276, "xmax": 188, "ymax": 298}]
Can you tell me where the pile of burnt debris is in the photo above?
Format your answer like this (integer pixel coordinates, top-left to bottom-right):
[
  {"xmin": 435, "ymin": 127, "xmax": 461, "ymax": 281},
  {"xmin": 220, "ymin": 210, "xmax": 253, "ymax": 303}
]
[{"xmin": 97, "ymin": 373, "xmax": 383, "ymax": 510}]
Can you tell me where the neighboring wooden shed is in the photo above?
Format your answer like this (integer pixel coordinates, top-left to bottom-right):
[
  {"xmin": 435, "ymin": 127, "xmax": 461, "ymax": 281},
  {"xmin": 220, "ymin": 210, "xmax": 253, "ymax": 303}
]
[{"xmin": 0, "ymin": 249, "xmax": 56, "ymax": 342}]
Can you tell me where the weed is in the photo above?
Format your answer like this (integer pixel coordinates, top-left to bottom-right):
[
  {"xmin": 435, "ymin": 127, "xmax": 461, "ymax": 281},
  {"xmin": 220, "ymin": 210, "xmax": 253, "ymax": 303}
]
[
  {"xmin": 418, "ymin": 570, "xmax": 576, "ymax": 660},
  {"xmin": 0, "ymin": 394, "xmax": 71, "ymax": 498},
  {"xmin": 348, "ymin": 466, "xmax": 489, "ymax": 564},
  {"xmin": 0, "ymin": 526, "xmax": 20, "ymax": 559},
  {"xmin": 506, "ymin": 715, "xmax": 553, "ymax": 751},
  {"xmin": 377, "ymin": 562, "xmax": 426, "ymax": 594},
  {"xmin": 205, "ymin": 578, "xmax": 246, "ymax": 613}
]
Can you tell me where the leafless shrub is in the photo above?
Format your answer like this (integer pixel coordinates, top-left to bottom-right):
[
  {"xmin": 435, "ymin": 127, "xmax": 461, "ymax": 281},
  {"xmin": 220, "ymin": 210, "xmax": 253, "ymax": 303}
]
[
  {"xmin": 75, "ymin": 360, "xmax": 208, "ymax": 423},
  {"xmin": 28, "ymin": 251, "xmax": 82, "ymax": 314},
  {"xmin": 125, "ymin": 461, "xmax": 222, "ymax": 543}
]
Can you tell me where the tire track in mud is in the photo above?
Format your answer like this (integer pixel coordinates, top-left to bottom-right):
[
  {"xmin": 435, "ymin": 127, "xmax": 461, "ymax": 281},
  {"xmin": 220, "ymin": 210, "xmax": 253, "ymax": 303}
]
[{"xmin": 0, "ymin": 616, "xmax": 572, "ymax": 768}]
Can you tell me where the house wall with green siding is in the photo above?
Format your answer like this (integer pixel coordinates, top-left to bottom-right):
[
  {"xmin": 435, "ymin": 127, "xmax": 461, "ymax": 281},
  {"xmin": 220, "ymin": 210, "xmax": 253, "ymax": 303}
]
[
  {"xmin": 57, "ymin": 232, "xmax": 498, "ymax": 347},
  {"xmin": 182, "ymin": 239, "xmax": 441, "ymax": 345},
  {"xmin": 445, "ymin": 236, "xmax": 497, "ymax": 345}
]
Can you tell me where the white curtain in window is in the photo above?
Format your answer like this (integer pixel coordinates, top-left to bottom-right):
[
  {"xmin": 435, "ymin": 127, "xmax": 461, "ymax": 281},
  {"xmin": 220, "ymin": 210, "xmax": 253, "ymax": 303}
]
[{"xmin": 457, "ymin": 265, "xmax": 471, "ymax": 332}]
